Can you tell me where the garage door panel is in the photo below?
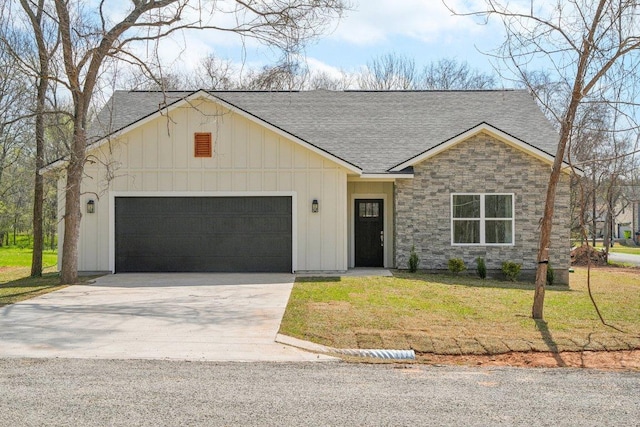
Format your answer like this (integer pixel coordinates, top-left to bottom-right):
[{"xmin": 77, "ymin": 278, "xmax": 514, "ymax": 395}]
[
  {"xmin": 115, "ymin": 196, "xmax": 292, "ymax": 272},
  {"xmin": 118, "ymin": 217, "xmax": 207, "ymax": 236},
  {"xmin": 200, "ymin": 233, "xmax": 291, "ymax": 255}
]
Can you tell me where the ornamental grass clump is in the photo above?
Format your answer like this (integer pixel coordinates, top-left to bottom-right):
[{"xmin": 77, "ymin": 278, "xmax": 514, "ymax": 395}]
[
  {"xmin": 408, "ymin": 246, "xmax": 419, "ymax": 273},
  {"xmin": 476, "ymin": 257, "xmax": 486, "ymax": 279},
  {"xmin": 546, "ymin": 263, "xmax": 555, "ymax": 286},
  {"xmin": 447, "ymin": 258, "xmax": 466, "ymax": 274},
  {"xmin": 501, "ymin": 261, "xmax": 521, "ymax": 281}
]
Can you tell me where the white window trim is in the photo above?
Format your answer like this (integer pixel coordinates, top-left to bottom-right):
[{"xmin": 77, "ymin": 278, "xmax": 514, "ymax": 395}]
[{"xmin": 450, "ymin": 193, "xmax": 515, "ymax": 246}]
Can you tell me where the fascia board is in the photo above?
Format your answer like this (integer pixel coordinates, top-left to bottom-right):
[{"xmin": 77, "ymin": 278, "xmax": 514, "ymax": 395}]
[{"xmin": 389, "ymin": 122, "xmax": 575, "ymax": 176}]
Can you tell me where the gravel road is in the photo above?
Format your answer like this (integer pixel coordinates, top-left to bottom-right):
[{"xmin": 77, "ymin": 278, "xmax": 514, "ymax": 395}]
[{"xmin": 1, "ymin": 358, "xmax": 638, "ymax": 426}]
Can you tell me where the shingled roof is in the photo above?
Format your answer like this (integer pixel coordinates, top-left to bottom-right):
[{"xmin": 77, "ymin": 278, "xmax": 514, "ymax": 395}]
[{"xmin": 90, "ymin": 89, "xmax": 560, "ymax": 174}]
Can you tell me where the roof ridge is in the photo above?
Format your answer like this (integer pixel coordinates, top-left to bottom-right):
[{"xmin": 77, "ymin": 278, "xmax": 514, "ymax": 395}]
[
  {"xmin": 342, "ymin": 89, "xmax": 523, "ymax": 92},
  {"xmin": 115, "ymin": 88, "xmax": 525, "ymax": 94}
]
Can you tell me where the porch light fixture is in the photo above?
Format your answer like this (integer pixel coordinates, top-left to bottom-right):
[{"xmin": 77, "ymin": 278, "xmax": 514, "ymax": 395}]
[
  {"xmin": 86, "ymin": 199, "xmax": 95, "ymax": 214},
  {"xmin": 312, "ymin": 199, "xmax": 319, "ymax": 213}
]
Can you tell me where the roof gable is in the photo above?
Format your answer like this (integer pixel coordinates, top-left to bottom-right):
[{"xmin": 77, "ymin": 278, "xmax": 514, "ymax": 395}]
[
  {"xmin": 43, "ymin": 89, "xmax": 565, "ymax": 176},
  {"xmin": 389, "ymin": 122, "xmax": 573, "ymax": 174},
  {"xmin": 83, "ymin": 90, "xmax": 362, "ymax": 174}
]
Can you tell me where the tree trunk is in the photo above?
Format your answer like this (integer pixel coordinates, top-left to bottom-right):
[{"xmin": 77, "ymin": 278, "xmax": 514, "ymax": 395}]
[
  {"xmin": 21, "ymin": 0, "xmax": 50, "ymax": 277},
  {"xmin": 30, "ymin": 92, "xmax": 46, "ymax": 277},
  {"xmin": 31, "ymin": 173, "xmax": 44, "ymax": 275},
  {"xmin": 60, "ymin": 125, "xmax": 86, "ymax": 284},
  {"xmin": 603, "ymin": 210, "xmax": 612, "ymax": 254},
  {"xmin": 532, "ymin": 119, "xmax": 576, "ymax": 319},
  {"xmin": 532, "ymin": 179, "xmax": 560, "ymax": 318},
  {"xmin": 592, "ymin": 170, "xmax": 597, "ymax": 246}
]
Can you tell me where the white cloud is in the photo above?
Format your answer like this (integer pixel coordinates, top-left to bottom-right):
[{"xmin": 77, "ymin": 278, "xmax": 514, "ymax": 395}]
[
  {"xmin": 105, "ymin": 0, "xmax": 506, "ymax": 76},
  {"xmin": 330, "ymin": 0, "xmax": 488, "ymax": 45},
  {"xmin": 306, "ymin": 57, "xmax": 343, "ymax": 75}
]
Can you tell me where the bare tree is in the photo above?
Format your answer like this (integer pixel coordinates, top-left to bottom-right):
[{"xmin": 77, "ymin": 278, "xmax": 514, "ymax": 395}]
[
  {"xmin": 421, "ymin": 58, "xmax": 496, "ymax": 89},
  {"xmin": 16, "ymin": 0, "xmax": 59, "ymax": 276},
  {"xmin": 242, "ymin": 60, "xmax": 308, "ymax": 90},
  {"xmin": 120, "ymin": 67, "xmax": 189, "ymax": 91},
  {"xmin": 0, "ymin": 9, "xmax": 33, "ymax": 247},
  {"xmin": 308, "ymin": 69, "xmax": 353, "ymax": 90},
  {"xmin": 192, "ymin": 53, "xmax": 237, "ymax": 90},
  {"xmin": 569, "ymin": 103, "xmax": 610, "ymax": 246},
  {"xmin": 450, "ymin": 1, "xmax": 640, "ymax": 319},
  {"xmin": 357, "ymin": 53, "xmax": 418, "ymax": 90}
]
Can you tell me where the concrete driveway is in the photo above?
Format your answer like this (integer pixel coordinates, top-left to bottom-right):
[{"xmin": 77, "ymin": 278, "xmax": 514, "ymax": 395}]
[
  {"xmin": 0, "ymin": 273, "xmax": 332, "ymax": 362},
  {"xmin": 609, "ymin": 252, "xmax": 640, "ymax": 266}
]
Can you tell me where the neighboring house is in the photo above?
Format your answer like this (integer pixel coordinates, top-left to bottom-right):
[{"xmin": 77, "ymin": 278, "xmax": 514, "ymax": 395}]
[
  {"xmin": 48, "ymin": 89, "xmax": 573, "ymax": 283},
  {"xmin": 587, "ymin": 202, "xmax": 637, "ymax": 241}
]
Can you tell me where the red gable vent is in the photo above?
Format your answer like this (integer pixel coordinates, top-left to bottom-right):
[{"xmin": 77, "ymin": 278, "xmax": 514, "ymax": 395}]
[{"xmin": 194, "ymin": 132, "xmax": 212, "ymax": 157}]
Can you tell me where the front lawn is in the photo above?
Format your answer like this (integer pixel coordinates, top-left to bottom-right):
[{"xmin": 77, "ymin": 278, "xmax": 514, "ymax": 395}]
[
  {"xmin": 0, "ymin": 245, "xmax": 63, "ymax": 306},
  {"xmin": 608, "ymin": 246, "xmax": 640, "ymax": 255},
  {"xmin": 0, "ymin": 246, "xmax": 57, "ymax": 268},
  {"xmin": 0, "ymin": 270, "xmax": 66, "ymax": 307},
  {"xmin": 280, "ymin": 267, "xmax": 640, "ymax": 355},
  {"xmin": 593, "ymin": 244, "xmax": 640, "ymax": 256}
]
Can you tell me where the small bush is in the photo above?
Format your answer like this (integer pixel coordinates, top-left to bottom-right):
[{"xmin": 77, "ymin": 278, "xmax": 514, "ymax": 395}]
[
  {"xmin": 476, "ymin": 257, "xmax": 486, "ymax": 279},
  {"xmin": 408, "ymin": 246, "xmax": 419, "ymax": 273},
  {"xmin": 546, "ymin": 263, "xmax": 555, "ymax": 286},
  {"xmin": 448, "ymin": 258, "xmax": 466, "ymax": 274},
  {"xmin": 502, "ymin": 261, "xmax": 521, "ymax": 281}
]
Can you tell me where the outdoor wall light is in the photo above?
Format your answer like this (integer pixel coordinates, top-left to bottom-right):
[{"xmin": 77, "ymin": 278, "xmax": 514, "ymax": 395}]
[
  {"xmin": 312, "ymin": 199, "xmax": 319, "ymax": 213},
  {"xmin": 86, "ymin": 199, "xmax": 95, "ymax": 214}
]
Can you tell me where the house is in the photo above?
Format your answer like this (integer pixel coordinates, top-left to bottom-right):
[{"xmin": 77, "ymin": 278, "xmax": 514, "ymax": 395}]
[{"xmin": 50, "ymin": 89, "xmax": 573, "ymax": 283}]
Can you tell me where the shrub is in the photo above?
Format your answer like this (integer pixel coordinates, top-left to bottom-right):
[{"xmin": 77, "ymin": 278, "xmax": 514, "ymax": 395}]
[
  {"xmin": 408, "ymin": 246, "xmax": 419, "ymax": 273},
  {"xmin": 476, "ymin": 257, "xmax": 486, "ymax": 279},
  {"xmin": 448, "ymin": 258, "xmax": 466, "ymax": 274},
  {"xmin": 502, "ymin": 261, "xmax": 521, "ymax": 281},
  {"xmin": 546, "ymin": 263, "xmax": 555, "ymax": 286}
]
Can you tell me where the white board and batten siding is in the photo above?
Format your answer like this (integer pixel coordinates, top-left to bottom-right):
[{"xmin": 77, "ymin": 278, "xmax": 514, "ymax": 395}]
[{"xmin": 58, "ymin": 98, "xmax": 349, "ymax": 273}]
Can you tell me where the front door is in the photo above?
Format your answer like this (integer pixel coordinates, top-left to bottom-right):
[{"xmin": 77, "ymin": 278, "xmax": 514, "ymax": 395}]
[{"xmin": 355, "ymin": 199, "xmax": 384, "ymax": 267}]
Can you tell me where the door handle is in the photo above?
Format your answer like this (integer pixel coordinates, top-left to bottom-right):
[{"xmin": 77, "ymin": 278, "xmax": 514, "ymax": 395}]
[{"xmin": 380, "ymin": 231, "xmax": 384, "ymax": 247}]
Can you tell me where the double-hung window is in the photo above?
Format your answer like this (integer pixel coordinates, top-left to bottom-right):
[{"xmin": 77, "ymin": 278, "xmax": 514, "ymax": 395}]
[{"xmin": 451, "ymin": 193, "xmax": 514, "ymax": 245}]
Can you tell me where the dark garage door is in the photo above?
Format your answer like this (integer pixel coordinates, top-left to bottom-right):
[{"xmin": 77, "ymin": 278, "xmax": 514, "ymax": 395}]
[{"xmin": 115, "ymin": 196, "xmax": 292, "ymax": 273}]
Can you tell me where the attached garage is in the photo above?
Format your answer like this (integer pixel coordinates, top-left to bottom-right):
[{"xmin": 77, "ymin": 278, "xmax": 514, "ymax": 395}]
[{"xmin": 114, "ymin": 196, "xmax": 292, "ymax": 273}]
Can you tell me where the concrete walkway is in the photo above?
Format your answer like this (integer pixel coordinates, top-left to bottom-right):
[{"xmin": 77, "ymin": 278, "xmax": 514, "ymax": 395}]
[
  {"xmin": 609, "ymin": 252, "xmax": 640, "ymax": 267},
  {"xmin": 0, "ymin": 273, "xmax": 334, "ymax": 362}
]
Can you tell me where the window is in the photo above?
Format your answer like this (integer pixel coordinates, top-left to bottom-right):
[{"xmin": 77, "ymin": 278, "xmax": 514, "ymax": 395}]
[
  {"xmin": 194, "ymin": 132, "xmax": 212, "ymax": 157},
  {"xmin": 359, "ymin": 202, "xmax": 380, "ymax": 218},
  {"xmin": 451, "ymin": 194, "xmax": 514, "ymax": 245}
]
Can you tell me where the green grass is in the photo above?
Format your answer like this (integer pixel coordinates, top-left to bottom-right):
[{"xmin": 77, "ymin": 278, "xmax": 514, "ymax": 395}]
[
  {"xmin": 0, "ymin": 243, "xmax": 63, "ymax": 306},
  {"xmin": 280, "ymin": 268, "xmax": 640, "ymax": 355},
  {"xmin": 0, "ymin": 269, "xmax": 66, "ymax": 306},
  {"xmin": 0, "ymin": 247, "xmax": 57, "ymax": 268},
  {"xmin": 593, "ymin": 244, "xmax": 640, "ymax": 255}
]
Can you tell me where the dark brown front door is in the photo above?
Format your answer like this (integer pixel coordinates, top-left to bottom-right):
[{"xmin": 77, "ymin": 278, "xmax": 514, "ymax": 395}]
[{"xmin": 355, "ymin": 199, "xmax": 384, "ymax": 267}]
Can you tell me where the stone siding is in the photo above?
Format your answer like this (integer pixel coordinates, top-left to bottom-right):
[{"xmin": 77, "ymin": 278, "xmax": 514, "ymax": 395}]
[{"xmin": 394, "ymin": 133, "xmax": 571, "ymax": 283}]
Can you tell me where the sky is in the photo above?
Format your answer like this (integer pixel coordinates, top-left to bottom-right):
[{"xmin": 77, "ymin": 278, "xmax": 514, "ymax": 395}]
[{"xmin": 151, "ymin": 0, "xmax": 509, "ymax": 83}]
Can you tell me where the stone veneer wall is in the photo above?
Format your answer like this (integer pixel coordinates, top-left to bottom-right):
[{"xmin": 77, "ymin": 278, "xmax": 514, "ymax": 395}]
[{"xmin": 394, "ymin": 133, "xmax": 571, "ymax": 284}]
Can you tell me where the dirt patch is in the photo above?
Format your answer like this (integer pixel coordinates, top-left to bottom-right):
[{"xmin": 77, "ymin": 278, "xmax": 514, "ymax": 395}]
[
  {"xmin": 571, "ymin": 245, "xmax": 608, "ymax": 266},
  {"xmin": 416, "ymin": 349, "xmax": 640, "ymax": 371}
]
